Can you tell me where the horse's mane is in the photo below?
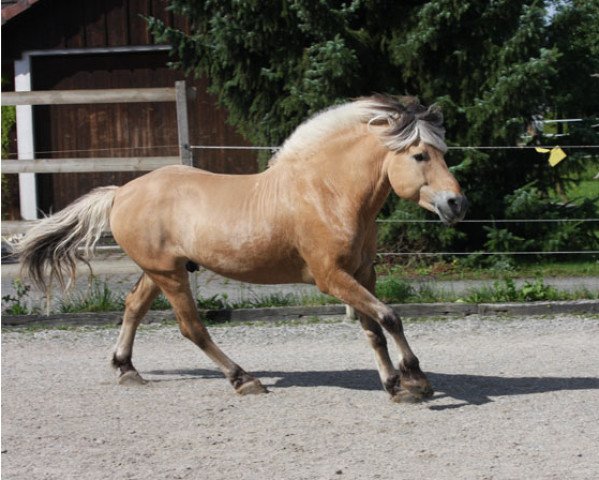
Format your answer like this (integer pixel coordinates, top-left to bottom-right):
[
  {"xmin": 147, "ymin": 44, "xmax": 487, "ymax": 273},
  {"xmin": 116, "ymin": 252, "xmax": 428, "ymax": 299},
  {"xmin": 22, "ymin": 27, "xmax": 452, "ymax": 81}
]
[{"xmin": 269, "ymin": 94, "xmax": 447, "ymax": 166}]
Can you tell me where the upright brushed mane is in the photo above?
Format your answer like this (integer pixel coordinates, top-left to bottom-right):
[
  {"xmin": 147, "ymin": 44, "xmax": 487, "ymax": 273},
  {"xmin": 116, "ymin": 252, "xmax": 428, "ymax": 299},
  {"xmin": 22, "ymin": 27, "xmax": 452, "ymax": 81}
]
[{"xmin": 269, "ymin": 94, "xmax": 447, "ymax": 166}]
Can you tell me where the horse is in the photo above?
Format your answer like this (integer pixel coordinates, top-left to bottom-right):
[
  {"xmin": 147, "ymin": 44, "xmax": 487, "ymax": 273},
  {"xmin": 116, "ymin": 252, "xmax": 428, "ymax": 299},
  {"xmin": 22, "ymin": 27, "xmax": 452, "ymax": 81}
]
[{"xmin": 15, "ymin": 95, "xmax": 467, "ymax": 403}]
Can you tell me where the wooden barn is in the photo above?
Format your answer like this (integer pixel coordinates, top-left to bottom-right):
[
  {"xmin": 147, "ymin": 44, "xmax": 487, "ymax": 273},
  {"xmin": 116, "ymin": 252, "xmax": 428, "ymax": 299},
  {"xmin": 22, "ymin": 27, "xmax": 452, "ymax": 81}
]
[{"xmin": 1, "ymin": 0, "xmax": 258, "ymax": 220}]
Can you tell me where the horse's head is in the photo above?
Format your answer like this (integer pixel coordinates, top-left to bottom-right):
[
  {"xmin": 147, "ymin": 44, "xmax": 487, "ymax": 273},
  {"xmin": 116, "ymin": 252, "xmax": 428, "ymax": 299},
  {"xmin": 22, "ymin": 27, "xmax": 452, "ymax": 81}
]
[
  {"xmin": 385, "ymin": 141, "xmax": 467, "ymax": 225},
  {"xmin": 372, "ymin": 96, "xmax": 468, "ymax": 225}
]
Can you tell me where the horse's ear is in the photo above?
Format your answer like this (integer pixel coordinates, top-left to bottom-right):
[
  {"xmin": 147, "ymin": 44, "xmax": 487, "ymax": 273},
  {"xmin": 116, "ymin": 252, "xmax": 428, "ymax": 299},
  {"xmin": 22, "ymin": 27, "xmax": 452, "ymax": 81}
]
[
  {"xmin": 419, "ymin": 104, "xmax": 444, "ymax": 126},
  {"xmin": 397, "ymin": 95, "xmax": 420, "ymax": 109}
]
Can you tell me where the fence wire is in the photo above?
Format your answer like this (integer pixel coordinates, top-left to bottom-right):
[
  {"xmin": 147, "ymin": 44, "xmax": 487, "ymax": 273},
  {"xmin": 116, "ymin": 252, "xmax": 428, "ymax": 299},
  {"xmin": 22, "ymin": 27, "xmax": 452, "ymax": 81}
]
[
  {"xmin": 376, "ymin": 218, "xmax": 599, "ymax": 224},
  {"xmin": 187, "ymin": 144, "xmax": 599, "ymax": 151},
  {"xmin": 377, "ymin": 251, "xmax": 599, "ymax": 257},
  {"xmin": 4, "ymin": 143, "xmax": 598, "ymax": 158}
]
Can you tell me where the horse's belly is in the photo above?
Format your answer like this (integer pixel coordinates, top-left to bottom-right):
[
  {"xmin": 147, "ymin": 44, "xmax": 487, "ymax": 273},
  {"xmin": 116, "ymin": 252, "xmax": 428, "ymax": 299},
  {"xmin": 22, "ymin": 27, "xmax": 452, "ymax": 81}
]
[
  {"xmin": 190, "ymin": 235, "xmax": 310, "ymax": 285},
  {"xmin": 196, "ymin": 249, "xmax": 309, "ymax": 285}
]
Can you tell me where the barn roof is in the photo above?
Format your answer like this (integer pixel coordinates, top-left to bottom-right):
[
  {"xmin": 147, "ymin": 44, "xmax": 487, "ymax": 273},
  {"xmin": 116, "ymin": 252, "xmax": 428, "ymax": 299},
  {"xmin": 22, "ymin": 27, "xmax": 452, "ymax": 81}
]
[{"xmin": 1, "ymin": 0, "xmax": 42, "ymax": 24}]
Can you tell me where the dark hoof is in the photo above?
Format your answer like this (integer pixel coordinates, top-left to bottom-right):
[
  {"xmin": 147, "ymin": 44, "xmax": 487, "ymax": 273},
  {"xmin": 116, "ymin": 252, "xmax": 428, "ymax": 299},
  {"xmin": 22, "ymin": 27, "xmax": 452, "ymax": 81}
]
[
  {"xmin": 236, "ymin": 379, "xmax": 269, "ymax": 395},
  {"xmin": 390, "ymin": 388, "xmax": 425, "ymax": 404},
  {"xmin": 118, "ymin": 370, "xmax": 148, "ymax": 386},
  {"xmin": 400, "ymin": 376, "xmax": 434, "ymax": 399}
]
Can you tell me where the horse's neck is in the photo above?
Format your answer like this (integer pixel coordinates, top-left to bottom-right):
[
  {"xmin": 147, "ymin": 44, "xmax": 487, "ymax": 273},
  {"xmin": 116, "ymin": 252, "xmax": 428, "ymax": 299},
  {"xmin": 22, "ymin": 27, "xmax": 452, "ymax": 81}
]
[
  {"xmin": 272, "ymin": 133, "xmax": 391, "ymax": 222},
  {"xmin": 347, "ymin": 156, "xmax": 392, "ymax": 221}
]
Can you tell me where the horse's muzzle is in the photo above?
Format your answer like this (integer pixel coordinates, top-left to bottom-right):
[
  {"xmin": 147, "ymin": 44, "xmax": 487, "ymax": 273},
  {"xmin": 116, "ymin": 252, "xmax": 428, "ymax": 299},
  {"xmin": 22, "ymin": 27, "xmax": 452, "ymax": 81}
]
[{"xmin": 435, "ymin": 193, "xmax": 468, "ymax": 225}]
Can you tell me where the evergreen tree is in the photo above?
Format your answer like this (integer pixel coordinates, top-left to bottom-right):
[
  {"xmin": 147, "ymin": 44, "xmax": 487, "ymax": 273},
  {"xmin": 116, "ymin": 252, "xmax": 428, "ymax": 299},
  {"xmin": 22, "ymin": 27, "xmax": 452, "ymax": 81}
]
[{"xmin": 148, "ymin": 0, "xmax": 598, "ymax": 258}]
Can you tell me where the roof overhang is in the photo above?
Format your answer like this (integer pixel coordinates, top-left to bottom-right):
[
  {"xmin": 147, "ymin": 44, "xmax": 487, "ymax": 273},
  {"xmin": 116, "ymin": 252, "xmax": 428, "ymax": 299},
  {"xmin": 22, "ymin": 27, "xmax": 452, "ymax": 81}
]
[{"xmin": 2, "ymin": 0, "xmax": 42, "ymax": 25}]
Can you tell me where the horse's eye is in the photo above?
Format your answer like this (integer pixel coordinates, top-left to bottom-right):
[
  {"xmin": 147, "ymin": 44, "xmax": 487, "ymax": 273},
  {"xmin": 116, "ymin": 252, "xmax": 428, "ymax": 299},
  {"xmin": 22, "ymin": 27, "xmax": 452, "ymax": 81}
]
[{"xmin": 413, "ymin": 153, "xmax": 428, "ymax": 162}]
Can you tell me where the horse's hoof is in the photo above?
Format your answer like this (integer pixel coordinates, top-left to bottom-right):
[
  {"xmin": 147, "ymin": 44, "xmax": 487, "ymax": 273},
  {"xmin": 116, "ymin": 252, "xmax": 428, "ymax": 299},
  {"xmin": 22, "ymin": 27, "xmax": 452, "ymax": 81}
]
[
  {"xmin": 118, "ymin": 370, "xmax": 148, "ymax": 386},
  {"xmin": 390, "ymin": 388, "xmax": 424, "ymax": 404},
  {"xmin": 402, "ymin": 381, "xmax": 434, "ymax": 399},
  {"xmin": 400, "ymin": 376, "xmax": 434, "ymax": 399},
  {"xmin": 236, "ymin": 379, "xmax": 269, "ymax": 395}
]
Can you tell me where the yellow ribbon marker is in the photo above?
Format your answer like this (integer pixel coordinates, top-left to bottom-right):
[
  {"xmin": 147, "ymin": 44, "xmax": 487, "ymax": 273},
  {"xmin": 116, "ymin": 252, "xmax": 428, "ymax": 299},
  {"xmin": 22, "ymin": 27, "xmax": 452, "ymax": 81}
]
[{"xmin": 535, "ymin": 146, "xmax": 567, "ymax": 167}]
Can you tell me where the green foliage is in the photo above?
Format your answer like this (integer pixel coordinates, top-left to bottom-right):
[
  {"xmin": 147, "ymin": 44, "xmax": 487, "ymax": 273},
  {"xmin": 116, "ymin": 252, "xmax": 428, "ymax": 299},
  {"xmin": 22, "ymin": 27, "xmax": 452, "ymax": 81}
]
[
  {"xmin": 196, "ymin": 291, "xmax": 339, "ymax": 309},
  {"xmin": 196, "ymin": 293, "xmax": 233, "ymax": 310},
  {"xmin": 2, "ymin": 279, "xmax": 39, "ymax": 315},
  {"xmin": 375, "ymin": 277, "xmax": 415, "ymax": 303},
  {"xmin": 483, "ymin": 227, "xmax": 526, "ymax": 253},
  {"xmin": 377, "ymin": 200, "xmax": 467, "ymax": 253},
  {"xmin": 464, "ymin": 277, "xmax": 561, "ymax": 303},
  {"xmin": 150, "ymin": 294, "xmax": 171, "ymax": 310},
  {"xmin": 59, "ymin": 279, "xmax": 124, "ymax": 313},
  {"xmin": 2, "ymin": 104, "xmax": 17, "ymax": 218},
  {"xmin": 1, "ymin": 105, "xmax": 16, "ymax": 156},
  {"xmin": 503, "ymin": 184, "xmax": 597, "ymax": 255}
]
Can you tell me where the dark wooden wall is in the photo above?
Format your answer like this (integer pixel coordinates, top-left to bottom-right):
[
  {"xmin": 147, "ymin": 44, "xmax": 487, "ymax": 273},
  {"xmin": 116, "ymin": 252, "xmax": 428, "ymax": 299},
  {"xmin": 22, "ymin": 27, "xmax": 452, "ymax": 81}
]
[
  {"xmin": 2, "ymin": 0, "xmax": 258, "ymax": 215},
  {"xmin": 2, "ymin": 0, "xmax": 185, "ymax": 56}
]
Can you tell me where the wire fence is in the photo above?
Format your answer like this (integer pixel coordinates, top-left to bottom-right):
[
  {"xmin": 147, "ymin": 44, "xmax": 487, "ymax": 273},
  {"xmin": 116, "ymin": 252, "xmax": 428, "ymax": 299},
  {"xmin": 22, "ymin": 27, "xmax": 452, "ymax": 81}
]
[{"xmin": 3, "ymin": 143, "xmax": 599, "ymax": 158}]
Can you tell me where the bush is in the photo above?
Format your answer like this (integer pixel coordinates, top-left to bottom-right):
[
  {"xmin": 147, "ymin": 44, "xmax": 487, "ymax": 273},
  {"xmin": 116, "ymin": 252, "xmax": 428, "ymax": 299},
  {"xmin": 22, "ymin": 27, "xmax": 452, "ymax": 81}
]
[
  {"xmin": 375, "ymin": 277, "xmax": 414, "ymax": 303},
  {"xmin": 464, "ymin": 277, "xmax": 559, "ymax": 303}
]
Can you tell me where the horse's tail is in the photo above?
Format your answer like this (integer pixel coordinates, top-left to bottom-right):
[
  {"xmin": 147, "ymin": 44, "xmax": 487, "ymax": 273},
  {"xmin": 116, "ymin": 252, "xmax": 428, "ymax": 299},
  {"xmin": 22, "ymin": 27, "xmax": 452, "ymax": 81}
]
[{"xmin": 14, "ymin": 186, "xmax": 119, "ymax": 292}]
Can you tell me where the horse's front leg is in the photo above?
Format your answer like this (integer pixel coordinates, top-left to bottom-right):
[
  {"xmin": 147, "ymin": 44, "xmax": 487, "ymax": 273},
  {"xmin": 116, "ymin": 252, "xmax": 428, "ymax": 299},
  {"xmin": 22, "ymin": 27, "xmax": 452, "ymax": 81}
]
[{"xmin": 316, "ymin": 266, "xmax": 433, "ymax": 402}]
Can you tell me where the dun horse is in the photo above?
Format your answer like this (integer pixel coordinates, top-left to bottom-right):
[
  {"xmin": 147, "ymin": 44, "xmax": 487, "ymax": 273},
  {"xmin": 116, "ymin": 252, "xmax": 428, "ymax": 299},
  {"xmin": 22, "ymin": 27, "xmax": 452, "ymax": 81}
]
[{"xmin": 16, "ymin": 95, "xmax": 467, "ymax": 403}]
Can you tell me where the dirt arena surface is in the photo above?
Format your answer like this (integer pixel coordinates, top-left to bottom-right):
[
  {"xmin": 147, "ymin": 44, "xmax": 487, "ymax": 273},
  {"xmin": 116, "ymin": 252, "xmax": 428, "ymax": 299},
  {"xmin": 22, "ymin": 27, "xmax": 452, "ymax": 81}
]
[{"xmin": 2, "ymin": 314, "xmax": 598, "ymax": 479}]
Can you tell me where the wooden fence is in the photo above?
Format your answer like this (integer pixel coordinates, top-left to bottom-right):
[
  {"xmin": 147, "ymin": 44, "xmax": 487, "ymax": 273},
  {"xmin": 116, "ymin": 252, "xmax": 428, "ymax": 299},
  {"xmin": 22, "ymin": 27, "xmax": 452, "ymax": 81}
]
[
  {"xmin": 1, "ymin": 81, "xmax": 195, "ymax": 236},
  {"xmin": 1, "ymin": 81, "xmax": 195, "ymax": 175},
  {"xmin": 1, "ymin": 82, "xmax": 200, "ymax": 300}
]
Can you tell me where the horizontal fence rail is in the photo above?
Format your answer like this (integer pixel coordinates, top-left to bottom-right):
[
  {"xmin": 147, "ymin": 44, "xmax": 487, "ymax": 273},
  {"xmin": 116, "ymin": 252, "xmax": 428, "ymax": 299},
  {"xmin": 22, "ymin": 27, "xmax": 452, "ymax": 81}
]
[
  {"xmin": 0, "ymin": 156, "xmax": 180, "ymax": 174},
  {"xmin": 1, "ymin": 87, "xmax": 196, "ymax": 106}
]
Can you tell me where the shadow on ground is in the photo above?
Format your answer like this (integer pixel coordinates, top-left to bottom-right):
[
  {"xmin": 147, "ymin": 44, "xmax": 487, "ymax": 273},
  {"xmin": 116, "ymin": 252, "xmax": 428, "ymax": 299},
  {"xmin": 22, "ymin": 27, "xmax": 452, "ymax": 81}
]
[{"xmin": 145, "ymin": 367, "xmax": 599, "ymax": 409}]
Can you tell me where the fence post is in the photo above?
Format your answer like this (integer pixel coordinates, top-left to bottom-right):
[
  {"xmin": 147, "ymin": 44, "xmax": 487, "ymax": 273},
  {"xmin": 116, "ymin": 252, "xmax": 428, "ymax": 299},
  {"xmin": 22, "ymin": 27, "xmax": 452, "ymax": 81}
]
[
  {"xmin": 175, "ymin": 80, "xmax": 198, "ymax": 298},
  {"xmin": 175, "ymin": 80, "xmax": 193, "ymax": 167}
]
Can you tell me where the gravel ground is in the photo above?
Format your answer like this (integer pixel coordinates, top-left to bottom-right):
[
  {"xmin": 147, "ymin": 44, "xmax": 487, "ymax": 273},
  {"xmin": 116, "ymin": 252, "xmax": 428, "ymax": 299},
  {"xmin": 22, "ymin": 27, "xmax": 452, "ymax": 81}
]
[{"xmin": 2, "ymin": 314, "xmax": 599, "ymax": 480}]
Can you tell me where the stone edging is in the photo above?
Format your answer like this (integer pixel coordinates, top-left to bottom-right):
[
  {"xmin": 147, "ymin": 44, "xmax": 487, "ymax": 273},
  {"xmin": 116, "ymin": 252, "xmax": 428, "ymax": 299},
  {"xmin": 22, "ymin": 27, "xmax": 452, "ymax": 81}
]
[{"xmin": 2, "ymin": 300, "xmax": 597, "ymax": 328}]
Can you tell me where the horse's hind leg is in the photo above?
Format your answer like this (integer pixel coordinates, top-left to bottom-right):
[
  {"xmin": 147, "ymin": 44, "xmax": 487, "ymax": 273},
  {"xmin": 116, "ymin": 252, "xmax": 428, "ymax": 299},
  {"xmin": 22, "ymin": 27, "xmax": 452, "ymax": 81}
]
[
  {"xmin": 112, "ymin": 273, "xmax": 160, "ymax": 384},
  {"xmin": 151, "ymin": 270, "xmax": 268, "ymax": 395}
]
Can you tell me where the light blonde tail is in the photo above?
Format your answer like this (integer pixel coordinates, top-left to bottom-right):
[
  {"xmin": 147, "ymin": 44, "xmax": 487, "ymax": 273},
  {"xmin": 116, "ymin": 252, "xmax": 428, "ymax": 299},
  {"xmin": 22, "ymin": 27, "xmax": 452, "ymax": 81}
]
[{"xmin": 13, "ymin": 186, "xmax": 119, "ymax": 291}]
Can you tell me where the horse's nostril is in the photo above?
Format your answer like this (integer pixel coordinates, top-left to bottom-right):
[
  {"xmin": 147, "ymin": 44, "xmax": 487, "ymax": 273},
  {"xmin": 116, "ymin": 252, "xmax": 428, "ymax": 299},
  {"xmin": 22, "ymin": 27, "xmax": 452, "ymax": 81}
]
[
  {"xmin": 447, "ymin": 195, "xmax": 468, "ymax": 216},
  {"xmin": 435, "ymin": 193, "xmax": 468, "ymax": 224},
  {"xmin": 447, "ymin": 196, "xmax": 460, "ymax": 212}
]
